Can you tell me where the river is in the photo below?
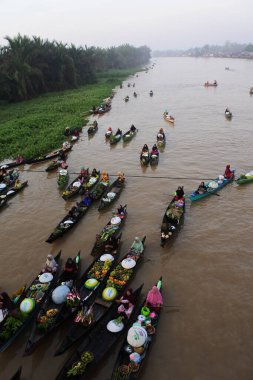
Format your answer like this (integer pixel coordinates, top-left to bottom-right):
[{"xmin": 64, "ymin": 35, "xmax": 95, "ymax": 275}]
[{"xmin": 0, "ymin": 57, "xmax": 253, "ymax": 380}]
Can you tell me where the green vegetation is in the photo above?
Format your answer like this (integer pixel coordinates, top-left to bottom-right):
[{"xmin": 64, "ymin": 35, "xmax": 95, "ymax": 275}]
[
  {"xmin": 0, "ymin": 34, "xmax": 150, "ymax": 102},
  {"xmin": 0, "ymin": 68, "xmax": 141, "ymax": 161}
]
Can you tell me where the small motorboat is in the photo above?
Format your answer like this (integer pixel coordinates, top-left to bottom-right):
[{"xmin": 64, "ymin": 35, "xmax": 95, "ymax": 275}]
[{"xmin": 204, "ymin": 81, "xmax": 218, "ymax": 87}]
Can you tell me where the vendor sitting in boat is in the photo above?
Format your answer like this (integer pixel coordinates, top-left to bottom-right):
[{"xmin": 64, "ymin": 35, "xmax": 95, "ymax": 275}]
[
  {"xmin": 133, "ymin": 92, "xmax": 137, "ymax": 97},
  {"xmin": 101, "ymin": 170, "xmax": 109, "ymax": 184},
  {"xmin": 175, "ymin": 186, "xmax": 185, "ymax": 200},
  {"xmin": 130, "ymin": 237, "xmax": 144, "ymax": 255},
  {"xmin": 117, "ymin": 171, "xmax": 125, "ymax": 183},
  {"xmin": 117, "ymin": 204, "xmax": 125, "ymax": 217},
  {"xmin": 149, "ymin": 90, "xmax": 153, "ymax": 96},
  {"xmin": 157, "ymin": 128, "xmax": 165, "ymax": 140},
  {"xmin": 62, "ymin": 258, "xmax": 78, "ymax": 282},
  {"xmin": 42, "ymin": 254, "xmax": 58, "ymax": 274},
  {"xmin": 16, "ymin": 155, "xmax": 24, "ymax": 164},
  {"xmin": 115, "ymin": 128, "xmax": 122, "ymax": 136},
  {"xmin": 91, "ymin": 168, "xmax": 99, "ymax": 177},
  {"xmin": 80, "ymin": 191, "xmax": 92, "ymax": 207},
  {"xmin": 195, "ymin": 181, "xmax": 207, "ymax": 194},
  {"xmin": 0, "ymin": 292, "xmax": 15, "ymax": 322},
  {"xmin": 14, "ymin": 179, "xmax": 22, "ymax": 189},
  {"xmin": 142, "ymin": 144, "xmax": 149, "ymax": 153},
  {"xmin": 151, "ymin": 144, "xmax": 159, "ymax": 156},
  {"xmin": 73, "ymin": 129, "xmax": 80, "ymax": 138},
  {"xmin": 130, "ymin": 124, "xmax": 136, "ymax": 132},
  {"xmin": 104, "ymin": 235, "xmax": 118, "ymax": 255},
  {"xmin": 224, "ymin": 164, "xmax": 233, "ymax": 179},
  {"xmin": 145, "ymin": 285, "xmax": 163, "ymax": 313},
  {"xmin": 59, "ymin": 150, "xmax": 67, "ymax": 161},
  {"xmin": 93, "ymin": 120, "xmax": 98, "ymax": 128},
  {"xmin": 64, "ymin": 127, "xmax": 71, "ymax": 136},
  {"xmin": 117, "ymin": 289, "xmax": 134, "ymax": 319}
]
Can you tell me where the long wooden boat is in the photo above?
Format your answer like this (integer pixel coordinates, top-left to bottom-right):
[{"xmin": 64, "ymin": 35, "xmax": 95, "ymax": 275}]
[
  {"xmin": 111, "ymin": 277, "xmax": 163, "ymax": 380},
  {"xmin": 236, "ymin": 172, "xmax": 253, "ymax": 185},
  {"xmin": 54, "ymin": 284, "xmax": 143, "ymax": 379},
  {"xmin": 110, "ymin": 131, "xmax": 122, "ymax": 145},
  {"xmin": 204, "ymin": 82, "xmax": 218, "ymax": 87},
  {"xmin": 0, "ymin": 252, "xmax": 61, "ymax": 352},
  {"xmin": 26, "ymin": 145, "xmax": 72, "ymax": 164},
  {"xmin": 122, "ymin": 129, "xmax": 138, "ymax": 142},
  {"xmin": 161, "ymin": 196, "xmax": 185, "ymax": 247},
  {"xmin": 24, "ymin": 252, "xmax": 81, "ymax": 355},
  {"xmin": 188, "ymin": 172, "xmax": 235, "ymax": 202},
  {"xmin": 91, "ymin": 205, "xmax": 127, "ymax": 256},
  {"xmin": 62, "ymin": 170, "xmax": 89, "ymax": 200},
  {"xmin": 140, "ymin": 150, "xmax": 149, "ymax": 165},
  {"xmin": 163, "ymin": 113, "xmax": 175, "ymax": 123},
  {"xmin": 54, "ymin": 236, "xmax": 122, "ymax": 356},
  {"xmin": 98, "ymin": 178, "xmax": 125, "ymax": 211},
  {"xmin": 0, "ymin": 159, "xmax": 26, "ymax": 170},
  {"xmin": 46, "ymin": 158, "xmax": 67, "ymax": 172},
  {"xmin": 46, "ymin": 204, "xmax": 90, "ymax": 243},
  {"xmin": 5, "ymin": 181, "xmax": 28, "ymax": 199},
  {"xmin": 10, "ymin": 366, "xmax": 22, "ymax": 380}
]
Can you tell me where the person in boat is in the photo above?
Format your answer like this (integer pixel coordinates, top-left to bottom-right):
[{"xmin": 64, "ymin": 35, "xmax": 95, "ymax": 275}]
[
  {"xmin": 195, "ymin": 181, "xmax": 207, "ymax": 194},
  {"xmin": 117, "ymin": 204, "xmax": 125, "ymax": 216},
  {"xmin": 117, "ymin": 171, "xmax": 125, "ymax": 183},
  {"xmin": 224, "ymin": 164, "xmax": 233, "ymax": 179},
  {"xmin": 14, "ymin": 179, "xmax": 22, "ymax": 190},
  {"xmin": 124, "ymin": 96, "xmax": 129, "ymax": 101},
  {"xmin": 157, "ymin": 128, "xmax": 165, "ymax": 140},
  {"xmin": 130, "ymin": 124, "xmax": 136, "ymax": 132},
  {"xmin": 104, "ymin": 235, "xmax": 118, "ymax": 254},
  {"xmin": 16, "ymin": 155, "xmax": 24, "ymax": 164},
  {"xmin": 175, "ymin": 186, "xmax": 185, "ymax": 200},
  {"xmin": 0, "ymin": 292, "xmax": 15, "ymax": 322},
  {"xmin": 142, "ymin": 144, "xmax": 149, "ymax": 153},
  {"xmin": 214, "ymin": 80, "xmax": 217, "ymax": 86},
  {"xmin": 93, "ymin": 120, "xmax": 98, "ymax": 128},
  {"xmin": 62, "ymin": 258, "xmax": 78, "ymax": 282},
  {"xmin": 107, "ymin": 126, "xmax": 112, "ymax": 133},
  {"xmin": 225, "ymin": 108, "xmax": 230, "ymax": 113},
  {"xmin": 101, "ymin": 170, "xmax": 109, "ymax": 184},
  {"xmin": 91, "ymin": 168, "xmax": 99, "ymax": 177},
  {"xmin": 80, "ymin": 191, "xmax": 92, "ymax": 207},
  {"xmin": 65, "ymin": 127, "xmax": 71, "ymax": 136},
  {"xmin": 73, "ymin": 129, "xmax": 80, "ymax": 138},
  {"xmin": 133, "ymin": 92, "xmax": 137, "ymax": 97},
  {"xmin": 149, "ymin": 90, "xmax": 153, "ymax": 96},
  {"xmin": 59, "ymin": 150, "xmax": 67, "ymax": 162},
  {"xmin": 145, "ymin": 285, "xmax": 163, "ymax": 313},
  {"xmin": 130, "ymin": 237, "xmax": 144, "ymax": 254},
  {"xmin": 80, "ymin": 166, "xmax": 88, "ymax": 177},
  {"xmin": 62, "ymin": 141, "xmax": 71, "ymax": 150},
  {"xmin": 0, "ymin": 167, "xmax": 7, "ymax": 182},
  {"xmin": 60, "ymin": 161, "xmax": 68, "ymax": 169},
  {"xmin": 151, "ymin": 144, "xmax": 159, "ymax": 156},
  {"xmin": 117, "ymin": 288, "xmax": 134, "ymax": 319},
  {"xmin": 116, "ymin": 128, "xmax": 122, "ymax": 136},
  {"xmin": 42, "ymin": 254, "xmax": 58, "ymax": 274}
]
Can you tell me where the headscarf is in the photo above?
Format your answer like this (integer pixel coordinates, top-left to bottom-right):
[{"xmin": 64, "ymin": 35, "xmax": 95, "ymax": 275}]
[
  {"xmin": 146, "ymin": 286, "xmax": 163, "ymax": 307},
  {"xmin": 46, "ymin": 254, "xmax": 58, "ymax": 271},
  {"xmin": 131, "ymin": 237, "xmax": 143, "ymax": 252},
  {"xmin": 122, "ymin": 288, "xmax": 134, "ymax": 305}
]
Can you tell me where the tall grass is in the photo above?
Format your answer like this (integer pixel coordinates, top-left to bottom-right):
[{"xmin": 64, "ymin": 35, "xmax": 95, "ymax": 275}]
[{"xmin": 0, "ymin": 69, "xmax": 140, "ymax": 161}]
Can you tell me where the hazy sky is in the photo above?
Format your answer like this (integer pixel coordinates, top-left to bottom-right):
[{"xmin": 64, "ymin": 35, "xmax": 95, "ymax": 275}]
[{"xmin": 1, "ymin": 0, "xmax": 252, "ymax": 50}]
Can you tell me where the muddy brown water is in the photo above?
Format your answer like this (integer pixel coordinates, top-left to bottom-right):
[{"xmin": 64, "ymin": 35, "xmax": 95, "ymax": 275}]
[{"xmin": 0, "ymin": 57, "xmax": 253, "ymax": 380}]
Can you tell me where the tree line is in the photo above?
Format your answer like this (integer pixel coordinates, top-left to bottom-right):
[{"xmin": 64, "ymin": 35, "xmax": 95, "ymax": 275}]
[{"xmin": 0, "ymin": 34, "xmax": 150, "ymax": 102}]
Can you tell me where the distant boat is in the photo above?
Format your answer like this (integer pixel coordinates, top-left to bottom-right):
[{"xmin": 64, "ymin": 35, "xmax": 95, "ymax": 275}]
[
  {"xmin": 225, "ymin": 67, "xmax": 229, "ymax": 70},
  {"xmin": 204, "ymin": 81, "xmax": 218, "ymax": 87}
]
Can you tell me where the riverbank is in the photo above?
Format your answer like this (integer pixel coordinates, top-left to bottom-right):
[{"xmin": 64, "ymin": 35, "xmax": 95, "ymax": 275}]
[{"xmin": 0, "ymin": 68, "xmax": 141, "ymax": 161}]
